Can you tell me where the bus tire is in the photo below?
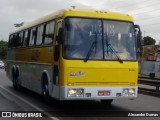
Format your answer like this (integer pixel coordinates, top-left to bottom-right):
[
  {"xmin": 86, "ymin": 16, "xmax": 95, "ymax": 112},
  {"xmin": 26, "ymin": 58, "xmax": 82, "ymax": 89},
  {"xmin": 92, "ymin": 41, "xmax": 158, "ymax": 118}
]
[
  {"xmin": 12, "ymin": 69, "xmax": 17, "ymax": 89},
  {"xmin": 12, "ymin": 69, "xmax": 21, "ymax": 90},
  {"xmin": 101, "ymin": 99, "xmax": 113, "ymax": 105},
  {"xmin": 13, "ymin": 76, "xmax": 17, "ymax": 89},
  {"xmin": 15, "ymin": 76, "xmax": 21, "ymax": 90},
  {"xmin": 42, "ymin": 75, "xmax": 50, "ymax": 103}
]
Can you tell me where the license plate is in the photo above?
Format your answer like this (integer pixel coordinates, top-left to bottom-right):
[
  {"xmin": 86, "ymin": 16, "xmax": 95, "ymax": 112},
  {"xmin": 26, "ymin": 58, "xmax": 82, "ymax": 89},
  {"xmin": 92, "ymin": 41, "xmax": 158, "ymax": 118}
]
[{"xmin": 98, "ymin": 90, "xmax": 110, "ymax": 96}]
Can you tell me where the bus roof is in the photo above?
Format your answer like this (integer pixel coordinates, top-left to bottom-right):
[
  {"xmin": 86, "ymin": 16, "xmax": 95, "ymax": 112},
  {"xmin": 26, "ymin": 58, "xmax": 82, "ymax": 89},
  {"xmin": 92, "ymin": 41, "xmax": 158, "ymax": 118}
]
[{"xmin": 11, "ymin": 9, "xmax": 134, "ymax": 34}]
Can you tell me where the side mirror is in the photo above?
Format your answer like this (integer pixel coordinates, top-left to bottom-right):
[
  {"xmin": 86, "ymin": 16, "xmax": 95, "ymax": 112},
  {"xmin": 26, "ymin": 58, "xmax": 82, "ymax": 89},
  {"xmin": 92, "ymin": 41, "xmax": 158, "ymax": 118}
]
[
  {"xmin": 134, "ymin": 25, "xmax": 142, "ymax": 52},
  {"xmin": 57, "ymin": 28, "xmax": 64, "ymax": 44}
]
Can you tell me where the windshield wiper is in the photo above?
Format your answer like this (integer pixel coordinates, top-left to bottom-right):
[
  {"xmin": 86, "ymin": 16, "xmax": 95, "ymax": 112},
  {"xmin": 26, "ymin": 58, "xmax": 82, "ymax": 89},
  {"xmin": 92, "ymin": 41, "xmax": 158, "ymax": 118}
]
[
  {"xmin": 105, "ymin": 35, "xmax": 123, "ymax": 63},
  {"xmin": 84, "ymin": 32, "xmax": 97, "ymax": 62}
]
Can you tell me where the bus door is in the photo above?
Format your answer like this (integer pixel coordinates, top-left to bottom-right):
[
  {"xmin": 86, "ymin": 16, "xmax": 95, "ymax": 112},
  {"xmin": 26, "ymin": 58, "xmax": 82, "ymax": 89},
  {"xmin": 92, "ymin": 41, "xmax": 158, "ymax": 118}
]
[{"xmin": 52, "ymin": 19, "xmax": 63, "ymax": 99}]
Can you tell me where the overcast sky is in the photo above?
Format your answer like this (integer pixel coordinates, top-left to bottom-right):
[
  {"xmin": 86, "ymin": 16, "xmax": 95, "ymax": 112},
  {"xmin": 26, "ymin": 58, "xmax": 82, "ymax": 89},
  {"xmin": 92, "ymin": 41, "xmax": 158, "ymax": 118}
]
[{"xmin": 1, "ymin": 0, "xmax": 160, "ymax": 43}]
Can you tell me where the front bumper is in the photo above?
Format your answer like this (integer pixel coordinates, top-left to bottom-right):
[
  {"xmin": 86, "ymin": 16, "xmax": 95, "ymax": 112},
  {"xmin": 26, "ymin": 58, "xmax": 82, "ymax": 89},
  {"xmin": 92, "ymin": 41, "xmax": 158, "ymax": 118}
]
[{"xmin": 59, "ymin": 86, "xmax": 138, "ymax": 100}]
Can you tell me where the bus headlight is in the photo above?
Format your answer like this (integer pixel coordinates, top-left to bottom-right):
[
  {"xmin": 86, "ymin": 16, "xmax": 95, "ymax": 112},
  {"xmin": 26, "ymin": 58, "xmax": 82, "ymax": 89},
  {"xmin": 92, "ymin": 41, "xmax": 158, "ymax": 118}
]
[
  {"xmin": 122, "ymin": 88, "xmax": 135, "ymax": 96},
  {"xmin": 68, "ymin": 88, "xmax": 84, "ymax": 97},
  {"xmin": 76, "ymin": 89, "xmax": 84, "ymax": 97},
  {"xmin": 68, "ymin": 89, "xmax": 76, "ymax": 97},
  {"xmin": 122, "ymin": 88, "xmax": 129, "ymax": 96},
  {"xmin": 129, "ymin": 88, "xmax": 135, "ymax": 96}
]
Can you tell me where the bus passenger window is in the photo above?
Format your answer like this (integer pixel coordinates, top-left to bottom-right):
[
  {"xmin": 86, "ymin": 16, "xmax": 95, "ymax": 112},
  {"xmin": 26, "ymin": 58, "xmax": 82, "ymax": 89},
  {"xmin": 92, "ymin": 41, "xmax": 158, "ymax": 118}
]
[
  {"xmin": 29, "ymin": 28, "xmax": 37, "ymax": 46},
  {"xmin": 14, "ymin": 34, "xmax": 20, "ymax": 48},
  {"xmin": 44, "ymin": 21, "xmax": 54, "ymax": 45},
  {"xmin": 23, "ymin": 30, "xmax": 30, "ymax": 47},
  {"xmin": 36, "ymin": 25, "xmax": 44, "ymax": 45},
  {"xmin": 19, "ymin": 32, "xmax": 24, "ymax": 47},
  {"xmin": 56, "ymin": 21, "xmax": 63, "ymax": 45},
  {"xmin": 8, "ymin": 35, "xmax": 13, "ymax": 48},
  {"xmin": 11, "ymin": 35, "xmax": 16, "ymax": 48},
  {"xmin": 54, "ymin": 21, "xmax": 62, "ymax": 61},
  {"xmin": 23, "ymin": 31, "xmax": 27, "ymax": 47}
]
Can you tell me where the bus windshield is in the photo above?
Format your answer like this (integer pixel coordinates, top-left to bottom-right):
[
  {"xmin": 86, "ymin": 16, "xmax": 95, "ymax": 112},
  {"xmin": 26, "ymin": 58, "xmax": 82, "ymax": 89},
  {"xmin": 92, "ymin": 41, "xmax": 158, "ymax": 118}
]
[{"xmin": 63, "ymin": 18, "xmax": 136, "ymax": 61}]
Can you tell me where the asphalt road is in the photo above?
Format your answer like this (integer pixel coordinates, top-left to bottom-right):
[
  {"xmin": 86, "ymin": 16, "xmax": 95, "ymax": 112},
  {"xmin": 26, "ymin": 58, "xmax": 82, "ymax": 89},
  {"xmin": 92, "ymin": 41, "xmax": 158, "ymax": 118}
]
[{"xmin": 0, "ymin": 69, "xmax": 160, "ymax": 120}]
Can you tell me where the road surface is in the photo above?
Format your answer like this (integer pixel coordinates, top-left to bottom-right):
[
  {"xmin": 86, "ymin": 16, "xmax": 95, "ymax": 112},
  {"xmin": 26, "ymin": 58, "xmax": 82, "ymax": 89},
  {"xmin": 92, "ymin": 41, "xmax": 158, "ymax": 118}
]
[{"xmin": 0, "ymin": 69, "xmax": 160, "ymax": 120}]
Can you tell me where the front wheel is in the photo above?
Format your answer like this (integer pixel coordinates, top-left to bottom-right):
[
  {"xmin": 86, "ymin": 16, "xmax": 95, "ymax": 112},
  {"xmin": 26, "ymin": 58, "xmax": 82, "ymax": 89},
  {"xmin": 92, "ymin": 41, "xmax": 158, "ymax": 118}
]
[
  {"xmin": 101, "ymin": 99, "xmax": 113, "ymax": 105},
  {"xmin": 42, "ymin": 83, "xmax": 51, "ymax": 103}
]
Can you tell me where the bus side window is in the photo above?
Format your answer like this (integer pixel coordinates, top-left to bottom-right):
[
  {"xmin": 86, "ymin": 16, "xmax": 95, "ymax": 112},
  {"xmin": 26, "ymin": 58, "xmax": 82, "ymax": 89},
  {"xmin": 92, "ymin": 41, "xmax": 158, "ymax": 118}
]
[
  {"xmin": 44, "ymin": 21, "xmax": 54, "ymax": 45},
  {"xmin": 54, "ymin": 20, "xmax": 62, "ymax": 61},
  {"xmin": 19, "ymin": 32, "xmax": 24, "ymax": 47},
  {"xmin": 23, "ymin": 30, "xmax": 27, "ymax": 47},
  {"xmin": 14, "ymin": 34, "xmax": 19, "ymax": 48},
  {"xmin": 36, "ymin": 25, "xmax": 44, "ymax": 45},
  {"xmin": 23, "ymin": 30, "xmax": 30, "ymax": 47},
  {"xmin": 12, "ymin": 35, "xmax": 16, "ymax": 48},
  {"xmin": 29, "ymin": 27, "xmax": 37, "ymax": 46},
  {"xmin": 21, "ymin": 31, "xmax": 25, "ymax": 46},
  {"xmin": 56, "ymin": 21, "xmax": 62, "ymax": 44},
  {"xmin": 27, "ymin": 30, "xmax": 31, "ymax": 46},
  {"xmin": 8, "ymin": 35, "xmax": 13, "ymax": 48}
]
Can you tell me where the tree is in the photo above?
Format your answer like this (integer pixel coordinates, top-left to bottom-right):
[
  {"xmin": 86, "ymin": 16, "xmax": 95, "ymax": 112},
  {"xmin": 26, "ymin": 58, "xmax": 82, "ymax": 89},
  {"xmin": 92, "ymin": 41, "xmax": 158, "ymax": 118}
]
[
  {"xmin": 143, "ymin": 36, "xmax": 156, "ymax": 45},
  {"xmin": 0, "ymin": 40, "xmax": 8, "ymax": 60}
]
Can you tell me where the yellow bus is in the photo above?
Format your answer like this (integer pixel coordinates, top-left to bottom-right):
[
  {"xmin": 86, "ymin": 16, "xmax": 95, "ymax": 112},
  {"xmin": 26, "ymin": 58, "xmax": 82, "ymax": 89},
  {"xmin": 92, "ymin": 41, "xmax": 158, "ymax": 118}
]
[{"xmin": 6, "ymin": 9, "xmax": 142, "ymax": 104}]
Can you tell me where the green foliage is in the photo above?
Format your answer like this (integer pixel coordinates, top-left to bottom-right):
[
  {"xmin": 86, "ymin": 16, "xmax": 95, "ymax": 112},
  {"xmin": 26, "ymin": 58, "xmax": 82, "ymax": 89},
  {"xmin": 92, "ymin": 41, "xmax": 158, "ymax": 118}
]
[
  {"xmin": 143, "ymin": 36, "xmax": 156, "ymax": 45},
  {"xmin": 0, "ymin": 40, "xmax": 8, "ymax": 60}
]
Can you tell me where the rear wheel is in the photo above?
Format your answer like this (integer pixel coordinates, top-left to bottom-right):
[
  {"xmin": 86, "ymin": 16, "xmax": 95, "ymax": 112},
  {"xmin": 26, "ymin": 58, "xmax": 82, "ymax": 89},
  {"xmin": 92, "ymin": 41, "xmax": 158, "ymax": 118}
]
[
  {"xmin": 12, "ymin": 71, "xmax": 18, "ymax": 89},
  {"xmin": 101, "ymin": 99, "xmax": 113, "ymax": 105},
  {"xmin": 12, "ymin": 69, "xmax": 21, "ymax": 90}
]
